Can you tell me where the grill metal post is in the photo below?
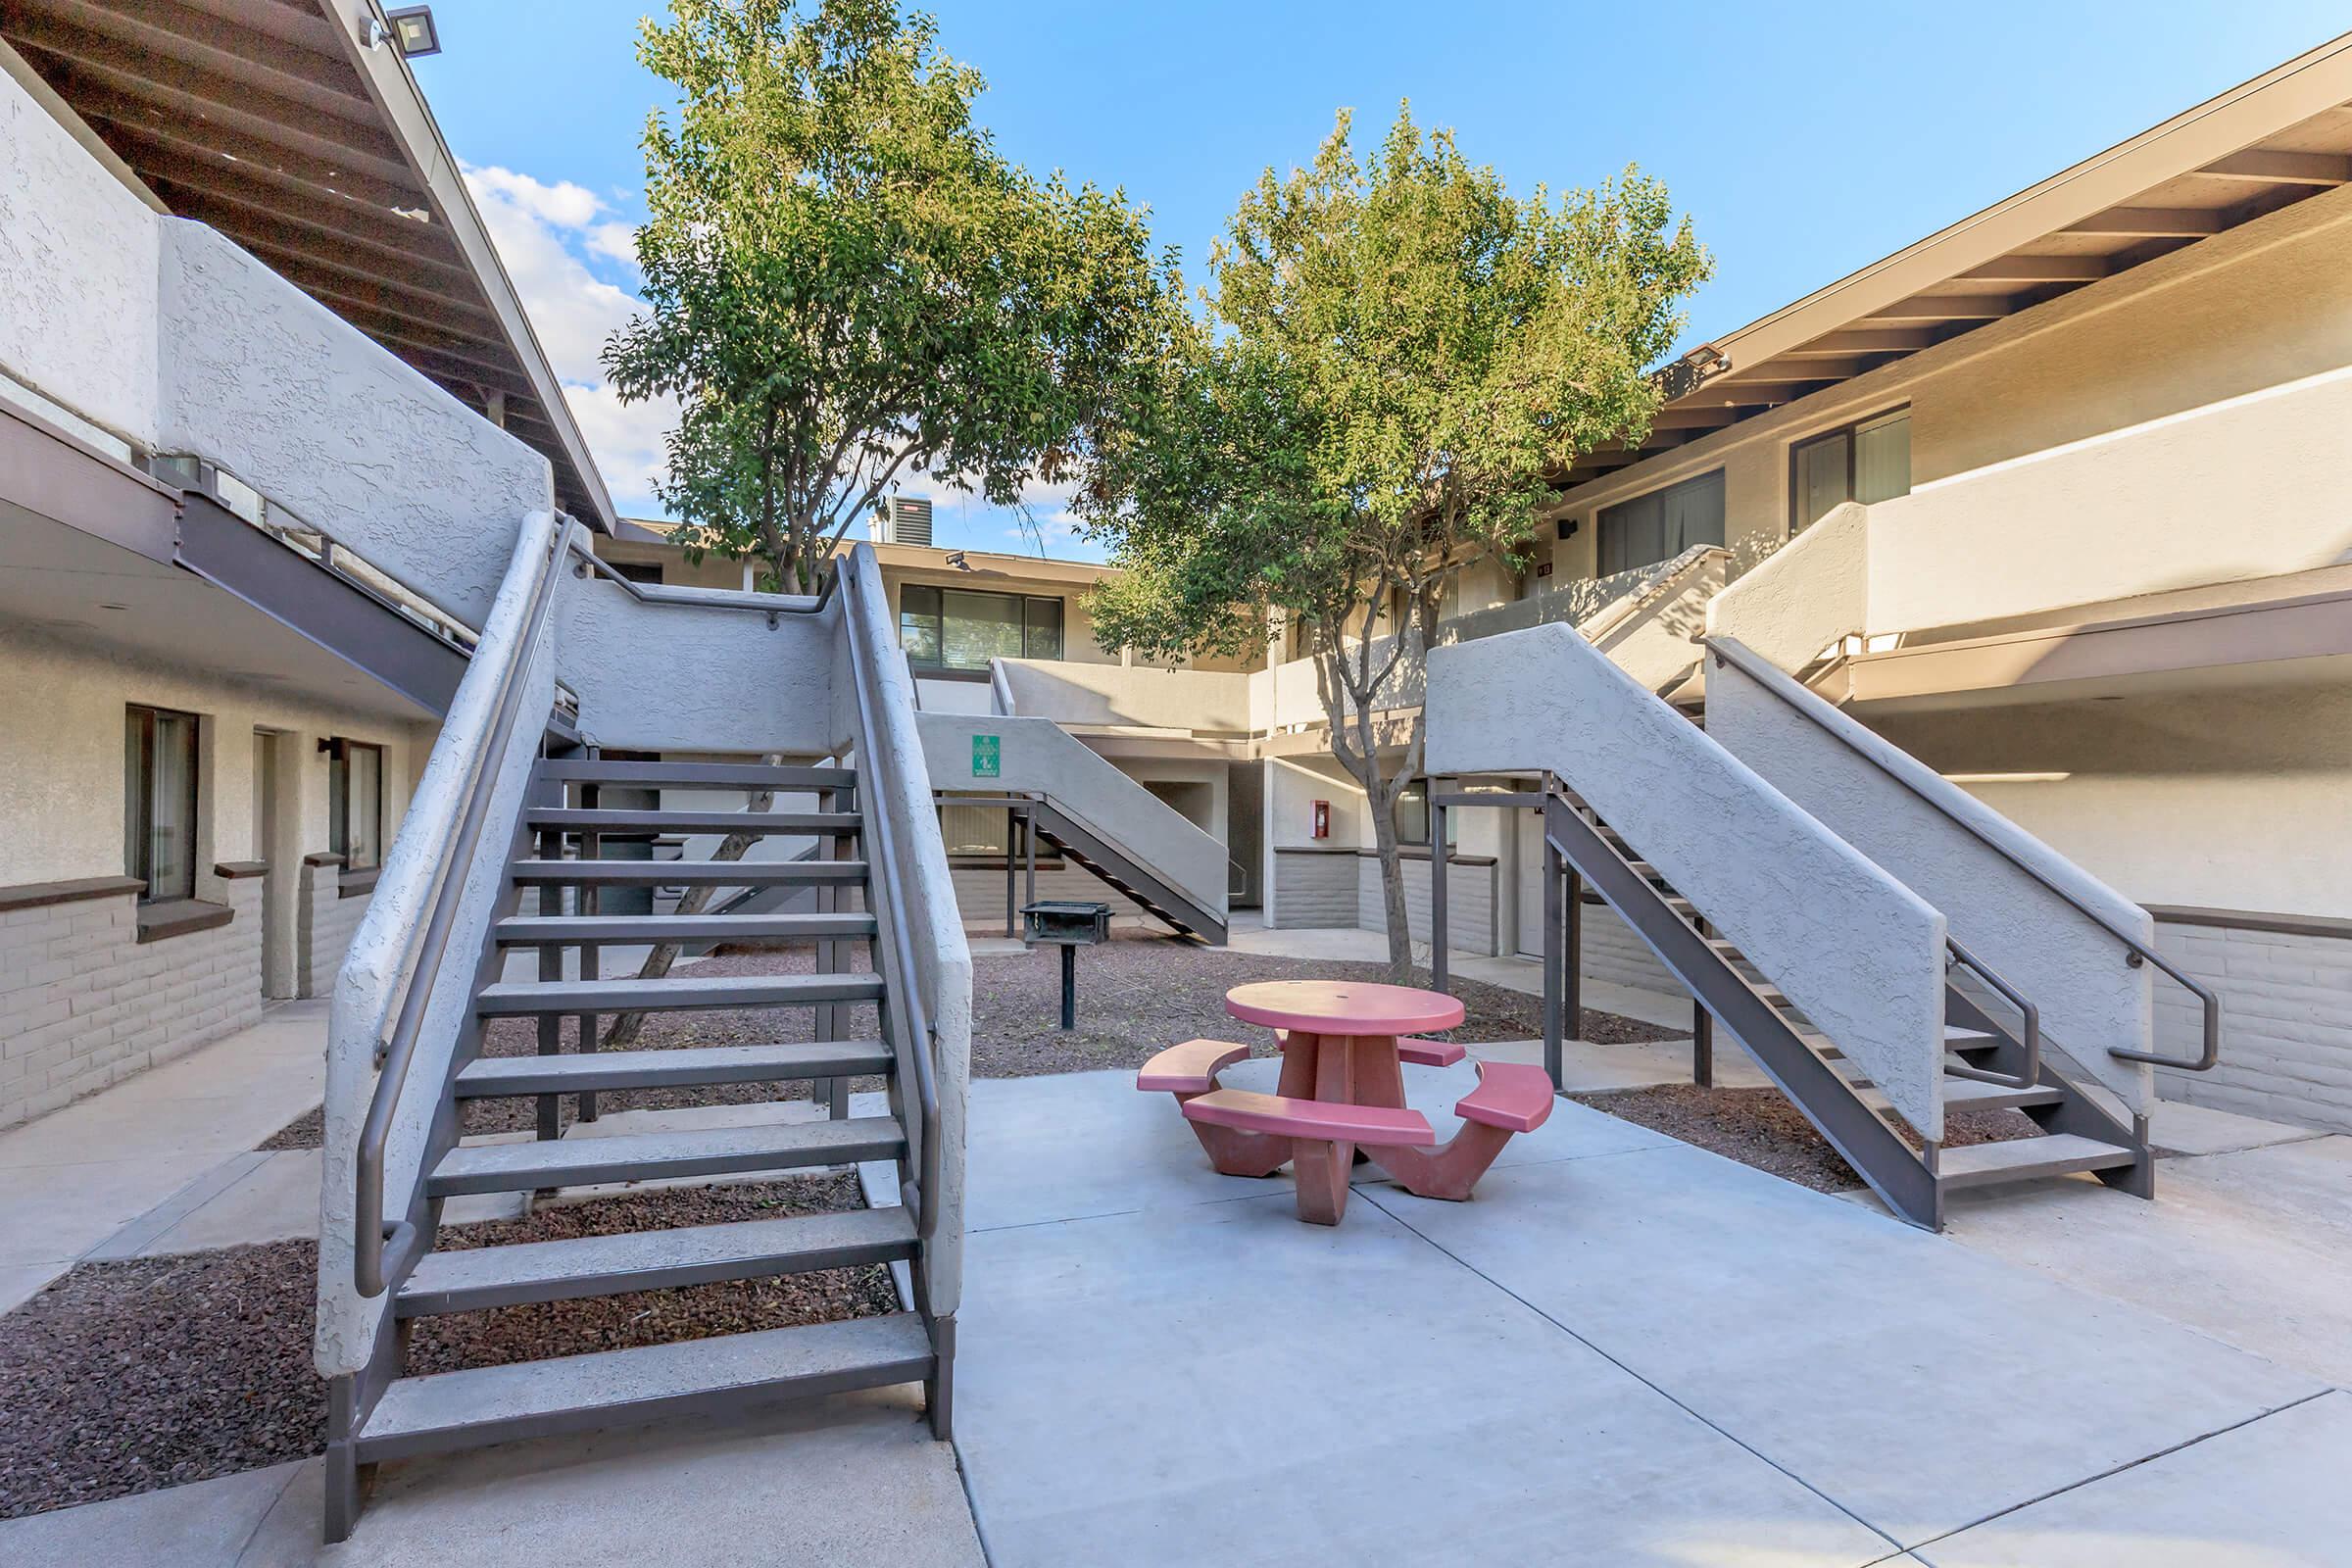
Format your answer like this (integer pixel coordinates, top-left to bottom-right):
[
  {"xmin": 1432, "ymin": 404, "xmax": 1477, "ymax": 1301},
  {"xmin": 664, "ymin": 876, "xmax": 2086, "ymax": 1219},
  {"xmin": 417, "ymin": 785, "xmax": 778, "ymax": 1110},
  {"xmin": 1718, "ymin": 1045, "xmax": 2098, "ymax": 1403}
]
[{"xmin": 1431, "ymin": 796, "xmax": 1449, "ymax": 992}]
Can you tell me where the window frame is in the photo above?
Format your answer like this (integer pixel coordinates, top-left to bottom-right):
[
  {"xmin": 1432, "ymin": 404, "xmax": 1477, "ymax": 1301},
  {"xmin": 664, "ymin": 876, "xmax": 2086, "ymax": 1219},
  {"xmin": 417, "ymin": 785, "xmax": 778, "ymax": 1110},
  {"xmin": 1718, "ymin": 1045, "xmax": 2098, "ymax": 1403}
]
[
  {"xmin": 1788, "ymin": 406, "xmax": 1911, "ymax": 535},
  {"xmin": 124, "ymin": 704, "xmax": 201, "ymax": 904},
  {"xmin": 325, "ymin": 737, "xmax": 386, "ymax": 872},
  {"xmin": 898, "ymin": 583, "xmax": 1066, "ymax": 674},
  {"xmin": 1595, "ymin": 467, "xmax": 1727, "ymax": 579}
]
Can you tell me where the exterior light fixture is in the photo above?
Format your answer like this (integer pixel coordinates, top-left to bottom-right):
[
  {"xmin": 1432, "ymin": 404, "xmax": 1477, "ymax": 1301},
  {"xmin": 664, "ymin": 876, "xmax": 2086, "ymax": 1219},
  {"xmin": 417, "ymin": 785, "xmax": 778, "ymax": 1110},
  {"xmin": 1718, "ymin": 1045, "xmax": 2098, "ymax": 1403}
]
[{"xmin": 385, "ymin": 6, "xmax": 441, "ymax": 57}]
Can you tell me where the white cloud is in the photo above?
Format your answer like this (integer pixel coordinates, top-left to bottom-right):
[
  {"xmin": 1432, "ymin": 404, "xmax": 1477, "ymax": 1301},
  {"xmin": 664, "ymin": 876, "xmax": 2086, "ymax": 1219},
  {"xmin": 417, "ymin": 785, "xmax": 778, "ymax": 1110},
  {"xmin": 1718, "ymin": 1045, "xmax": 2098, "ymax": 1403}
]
[{"xmin": 463, "ymin": 162, "xmax": 672, "ymax": 514}]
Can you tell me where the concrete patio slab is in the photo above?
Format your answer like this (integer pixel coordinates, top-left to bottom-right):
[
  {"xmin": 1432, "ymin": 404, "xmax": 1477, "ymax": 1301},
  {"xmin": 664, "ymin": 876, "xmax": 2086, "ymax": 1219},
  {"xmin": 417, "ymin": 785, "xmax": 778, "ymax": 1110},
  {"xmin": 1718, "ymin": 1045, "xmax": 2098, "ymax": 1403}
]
[
  {"xmin": 961, "ymin": 1065, "xmax": 1675, "ymax": 1233},
  {"xmin": 1918, "ymin": 1390, "xmax": 2352, "ymax": 1568},
  {"xmin": 0, "ymin": 1150, "xmax": 223, "ymax": 1266},
  {"xmin": 1471, "ymin": 1034, "xmax": 1776, "ymax": 1092},
  {"xmin": 318, "ymin": 1387, "xmax": 981, "ymax": 1568},
  {"xmin": 0, "ymin": 1457, "xmax": 307, "ymax": 1568},
  {"xmin": 956, "ymin": 1191, "xmax": 1897, "ymax": 1567},
  {"xmin": 1367, "ymin": 1143, "xmax": 2325, "ymax": 1549},
  {"xmin": 0, "ymin": 1259, "xmax": 67, "ymax": 1315},
  {"xmin": 1936, "ymin": 1134, "xmax": 2352, "ymax": 1386},
  {"xmin": 133, "ymin": 1149, "xmax": 322, "ymax": 1255},
  {"xmin": 2146, "ymin": 1101, "xmax": 2328, "ymax": 1157}
]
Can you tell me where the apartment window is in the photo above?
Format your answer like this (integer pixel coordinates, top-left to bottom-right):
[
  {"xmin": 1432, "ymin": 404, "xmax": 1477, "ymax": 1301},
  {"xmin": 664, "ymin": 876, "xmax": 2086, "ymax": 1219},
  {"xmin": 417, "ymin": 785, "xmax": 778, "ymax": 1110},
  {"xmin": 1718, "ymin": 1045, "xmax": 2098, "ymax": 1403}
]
[
  {"xmin": 1392, "ymin": 782, "xmax": 1459, "ymax": 849},
  {"xmin": 326, "ymin": 739, "xmax": 384, "ymax": 871},
  {"xmin": 1596, "ymin": 469, "xmax": 1725, "ymax": 577},
  {"xmin": 124, "ymin": 706, "xmax": 199, "ymax": 902},
  {"xmin": 609, "ymin": 560, "xmax": 663, "ymax": 586},
  {"xmin": 1791, "ymin": 410, "xmax": 1911, "ymax": 532},
  {"xmin": 900, "ymin": 585, "xmax": 1064, "ymax": 671}
]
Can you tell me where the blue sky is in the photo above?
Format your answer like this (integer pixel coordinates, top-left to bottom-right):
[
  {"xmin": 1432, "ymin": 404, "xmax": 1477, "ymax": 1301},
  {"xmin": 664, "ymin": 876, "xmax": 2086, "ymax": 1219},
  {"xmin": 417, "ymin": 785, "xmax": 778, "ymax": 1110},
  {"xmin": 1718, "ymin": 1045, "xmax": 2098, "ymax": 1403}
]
[{"xmin": 413, "ymin": 1, "xmax": 2348, "ymax": 558}]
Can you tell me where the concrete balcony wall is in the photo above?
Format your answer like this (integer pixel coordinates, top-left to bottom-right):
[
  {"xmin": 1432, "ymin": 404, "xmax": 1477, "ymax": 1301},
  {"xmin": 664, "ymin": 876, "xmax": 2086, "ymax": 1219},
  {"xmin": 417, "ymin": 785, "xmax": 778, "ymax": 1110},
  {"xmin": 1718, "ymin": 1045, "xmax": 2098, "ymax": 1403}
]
[
  {"xmin": 1867, "ymin": 365, "xmax": 2352, "ymax": 636},
  {"xmin": 998, "ymin": 659, "xmax": 1253, "ymax": 733}
]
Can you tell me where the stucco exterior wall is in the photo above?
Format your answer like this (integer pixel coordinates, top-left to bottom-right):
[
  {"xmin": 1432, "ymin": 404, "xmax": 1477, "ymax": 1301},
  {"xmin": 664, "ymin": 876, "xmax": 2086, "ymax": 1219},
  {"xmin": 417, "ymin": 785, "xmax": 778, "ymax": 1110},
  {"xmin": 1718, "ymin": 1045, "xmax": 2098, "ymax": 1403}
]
[
  {"xmin": 1543, "ymin": 180, "xmax": 2352, "ymax": 593},
  {"xmin": 1870, "ymin": 686, "xmax": 2352, "ymax": 921},
  {"xmin": 0, "ymin": 68, "xmax": 159, "ymax": 447},
  {"xmin": 0, "ymin": 620, "xmax": 422, "ymax": 889}
]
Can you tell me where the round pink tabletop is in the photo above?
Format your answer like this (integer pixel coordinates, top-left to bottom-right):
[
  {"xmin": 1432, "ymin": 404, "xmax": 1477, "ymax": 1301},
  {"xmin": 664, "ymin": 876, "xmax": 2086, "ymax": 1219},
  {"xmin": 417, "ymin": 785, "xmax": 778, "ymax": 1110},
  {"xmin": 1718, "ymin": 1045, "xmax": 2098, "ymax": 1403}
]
[{"xmin": 1224, "ymin": 980, "xmax": 1465, "ymax": 1037}]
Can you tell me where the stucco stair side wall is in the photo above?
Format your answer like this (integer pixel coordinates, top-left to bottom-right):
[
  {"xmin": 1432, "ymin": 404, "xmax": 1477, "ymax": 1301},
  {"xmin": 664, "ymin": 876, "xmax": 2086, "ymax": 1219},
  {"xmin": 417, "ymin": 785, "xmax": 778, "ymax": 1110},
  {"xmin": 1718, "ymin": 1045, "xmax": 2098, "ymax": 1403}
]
[
  {"xmin": 836, "ymin": 547, "xmax": 969, "ymax": 1315},
  {"xmin": 916, "ymin": 712, "xmax": 1228, "ymax": 918},
  {"xmin": 0, "ymin": 68, "xmax": 160, "ymax": 446},
  {"xmin": 155, "ymin": 221, "xmax": 552, "ymax": 632},
  {"xmin": 316, "ymin": 515, "xmax": 558, "ymax": 1376},
  {"xmin": 1704, "ymin": 652, "xmax": 2156, "ymax": 1113},
  {"xmin": 554, "ymin": 575, "xmax": 836, "ymax": 756},
  {"xmin": 1427, "ymin": 621, "xmax": 1949, "ymax": 1139},
  {"xmin": 1585, "ymin": 548, "xmax": 1727, "ymax": 694},
  {"xmin": 1867, "ymin": 364, "xmax": 2352, "ymax": 636},
  {"xmin": 1704, "ymin": 502, "xmax": 1870, "ymax": 673}
]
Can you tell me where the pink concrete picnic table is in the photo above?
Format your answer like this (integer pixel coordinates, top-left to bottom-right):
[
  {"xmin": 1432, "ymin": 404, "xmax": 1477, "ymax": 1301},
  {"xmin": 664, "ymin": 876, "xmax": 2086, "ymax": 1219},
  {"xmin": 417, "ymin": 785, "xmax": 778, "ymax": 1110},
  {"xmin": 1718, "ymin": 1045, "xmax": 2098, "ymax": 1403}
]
[{"xmin": 1136, "ymin": 980, "xmax": 1556, "ymax": 1225}]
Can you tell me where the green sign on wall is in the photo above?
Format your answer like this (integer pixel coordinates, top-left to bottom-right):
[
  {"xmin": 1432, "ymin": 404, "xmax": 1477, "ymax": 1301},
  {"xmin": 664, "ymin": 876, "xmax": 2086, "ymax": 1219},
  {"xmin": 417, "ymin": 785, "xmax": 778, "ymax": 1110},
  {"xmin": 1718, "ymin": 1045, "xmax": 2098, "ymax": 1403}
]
[{"xmin": 972, "ymin": 733, "xmax": 1001, "ymax": 778}]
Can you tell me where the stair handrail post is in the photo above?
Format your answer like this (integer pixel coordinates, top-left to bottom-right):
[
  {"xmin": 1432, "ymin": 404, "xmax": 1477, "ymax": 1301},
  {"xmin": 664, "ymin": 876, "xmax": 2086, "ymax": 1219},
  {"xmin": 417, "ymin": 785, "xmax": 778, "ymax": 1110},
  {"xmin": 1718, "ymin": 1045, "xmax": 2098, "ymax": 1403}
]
[{"xmin": 353, "ymin": 513, "xmax": 578, "ymax": 1299}]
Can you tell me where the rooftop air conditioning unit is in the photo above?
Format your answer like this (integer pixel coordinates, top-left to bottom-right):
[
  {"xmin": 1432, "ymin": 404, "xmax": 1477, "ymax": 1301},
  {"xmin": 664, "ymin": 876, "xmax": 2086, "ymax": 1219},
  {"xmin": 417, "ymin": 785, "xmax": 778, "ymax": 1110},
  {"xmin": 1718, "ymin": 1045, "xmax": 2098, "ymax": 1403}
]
[{"xmin": 871, "ymin": 495, "xmax": 935, "ymax": 547}]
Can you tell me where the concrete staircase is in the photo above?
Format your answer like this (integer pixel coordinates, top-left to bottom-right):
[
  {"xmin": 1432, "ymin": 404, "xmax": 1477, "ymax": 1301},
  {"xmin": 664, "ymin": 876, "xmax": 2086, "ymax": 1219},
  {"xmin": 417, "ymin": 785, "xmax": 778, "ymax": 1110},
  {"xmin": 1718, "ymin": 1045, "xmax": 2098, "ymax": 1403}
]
[{"xmin": 326, "ymin": 754, "xmax": 949, "ymax": 1533}]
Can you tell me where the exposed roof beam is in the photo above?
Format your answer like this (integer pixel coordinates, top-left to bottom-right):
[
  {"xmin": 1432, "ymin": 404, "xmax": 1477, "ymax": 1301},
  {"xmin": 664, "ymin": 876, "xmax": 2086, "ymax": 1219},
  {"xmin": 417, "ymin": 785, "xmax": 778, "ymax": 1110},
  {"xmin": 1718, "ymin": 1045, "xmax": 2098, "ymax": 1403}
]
[
  {"xmin": 1674, "ymin": 380, "xmax": 1836, "ymax": 406},
  {"xmin": 145, "ymin": 180, "xmax": 480, "ymax": 300},
  {"xmin": 234, "ymin": 236, "xmax": 504, "ymax": 338},
  {"xmin": 2062, "ymin": 206, "xmax": 2227, "ymax": 237},
  {"xmin": 2190, "ymin": 148, "xmax": 2352, "ymax": 185},
  {"xmin": 1648, "ymin": 405, "xmax": 1754, "ymax": 431},
  {"xmin": 73, "ymin": 98, "xmax": 428, "ymax": 215},
  {"xmin": 1716, "ymin": 356, "xmax": 1882, "ymax": 384},
  {"xmin": 8, "ymin": 31, "xmax": 415, "ymax": 187},
  {"xmin": 1956, "ymin": 255, "xmax": 2111, "ymax": 283},
  {"xmin": 103, "ymin": 125, "xmax": 450, "ymax": 256},
  {"xmin": 1779, "ymin": 327, "xmax": 1937, "ymax": 357},
  {"xmin": 12, "ymin": 0, "xmax": 374, "ymax": 123},
  {"xmin": 1864, "ymin": 294, "xmax": 2016, "ymax": 323}
]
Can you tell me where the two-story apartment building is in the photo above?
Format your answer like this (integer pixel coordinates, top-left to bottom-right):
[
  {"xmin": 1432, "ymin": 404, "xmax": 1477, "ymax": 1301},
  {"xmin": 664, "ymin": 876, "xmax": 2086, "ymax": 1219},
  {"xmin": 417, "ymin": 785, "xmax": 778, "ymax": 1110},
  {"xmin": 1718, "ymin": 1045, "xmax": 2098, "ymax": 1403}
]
[{"xmin": 0, "ymin": 4, "xmax": 604, "ymax": 1130}]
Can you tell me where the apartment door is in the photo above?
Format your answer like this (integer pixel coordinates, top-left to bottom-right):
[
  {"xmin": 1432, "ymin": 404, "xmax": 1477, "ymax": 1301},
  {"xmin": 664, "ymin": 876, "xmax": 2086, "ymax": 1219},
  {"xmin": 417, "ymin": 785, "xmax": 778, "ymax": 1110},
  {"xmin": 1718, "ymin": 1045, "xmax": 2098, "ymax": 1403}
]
[{"xmin": 1515, "ymin": 807, "xmax": 1546, "ymax": 958}]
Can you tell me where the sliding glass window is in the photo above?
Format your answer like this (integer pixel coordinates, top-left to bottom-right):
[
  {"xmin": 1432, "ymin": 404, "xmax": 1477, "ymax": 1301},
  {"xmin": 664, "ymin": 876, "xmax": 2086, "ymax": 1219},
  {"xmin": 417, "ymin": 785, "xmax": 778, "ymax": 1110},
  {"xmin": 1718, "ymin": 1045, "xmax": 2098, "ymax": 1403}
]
[
  {"xmin": 1596, "ymin": 468, "xmax": 1726, "ymax": 578},
  {"xmin": 900, "ymin": 585, "xmax": 1064, "ymax": 672},
  {"xmin": 1791, "ymin": 410, "xmax": 1910, "ymax": 532},
  {"xmin": 124, "ymin": 705, "xmax": 199, "ymax": 903}
]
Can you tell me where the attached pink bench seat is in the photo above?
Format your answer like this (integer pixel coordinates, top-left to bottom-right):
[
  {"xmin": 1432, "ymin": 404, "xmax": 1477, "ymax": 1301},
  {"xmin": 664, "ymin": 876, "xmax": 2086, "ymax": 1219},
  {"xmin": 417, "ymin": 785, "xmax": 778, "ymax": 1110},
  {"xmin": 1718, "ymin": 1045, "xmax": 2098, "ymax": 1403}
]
[
  {"xmin": 1180, "ymin": 1088, "xmax": 1437, "ymax": 1148},
  {"xmin": 1453, "ymin": 1061, "xmax": 1555, "ymax": 1134},
  {"xmin": 1137, "ymin": 1038, "xmax": 1250, "ymax": 1095}
]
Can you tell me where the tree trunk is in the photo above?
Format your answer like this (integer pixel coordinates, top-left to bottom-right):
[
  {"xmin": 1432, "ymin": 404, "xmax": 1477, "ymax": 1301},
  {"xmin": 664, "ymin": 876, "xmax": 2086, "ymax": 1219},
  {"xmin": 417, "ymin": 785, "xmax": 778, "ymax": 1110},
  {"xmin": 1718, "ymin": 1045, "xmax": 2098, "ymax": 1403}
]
[
  {"xmin": 601, "ymin": 778, "xmax": 778, "ymax": 1051},
  {"xmin": 1366, "ymin": 786, "xmax": 1415, "ymax": 982}
]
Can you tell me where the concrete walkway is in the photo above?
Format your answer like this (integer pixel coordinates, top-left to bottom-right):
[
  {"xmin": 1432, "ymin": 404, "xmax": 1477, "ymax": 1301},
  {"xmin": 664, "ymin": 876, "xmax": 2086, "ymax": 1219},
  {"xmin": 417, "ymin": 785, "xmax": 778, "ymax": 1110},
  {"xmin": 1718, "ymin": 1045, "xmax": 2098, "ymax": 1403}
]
[
  {"xmin": 943, "ymin": 1062, "xmax": 2348, "ymax": 1565},
  {"xmin": 0, "ymin": 1000, "xmax": 326, "ymax": 1313}
]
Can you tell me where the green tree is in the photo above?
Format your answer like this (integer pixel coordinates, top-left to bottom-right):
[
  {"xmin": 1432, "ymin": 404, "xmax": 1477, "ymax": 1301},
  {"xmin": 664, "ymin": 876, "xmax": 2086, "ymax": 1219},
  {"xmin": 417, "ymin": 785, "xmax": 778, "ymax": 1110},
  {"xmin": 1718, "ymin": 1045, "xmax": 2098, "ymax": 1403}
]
[
  {"xmin": 1080, "ymin": 106, "xmax": 1709, "ymax": 978},
  {"xmin": 605, "ymin": 0, "xmax": 1176, "ymax": 589}
]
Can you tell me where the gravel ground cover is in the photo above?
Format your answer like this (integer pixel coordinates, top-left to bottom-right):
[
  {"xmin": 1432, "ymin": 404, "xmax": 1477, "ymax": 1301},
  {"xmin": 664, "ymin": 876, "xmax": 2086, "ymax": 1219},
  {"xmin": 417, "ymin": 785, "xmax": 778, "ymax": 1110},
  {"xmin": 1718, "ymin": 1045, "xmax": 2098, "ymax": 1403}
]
[
  {"xmin": 259, "ymin": 930, "xmax": 1675, "ymax": 1149},
  {"xmin": 0, "ymin": 1174, "xmax": 892, "ymax": 1519},
  {"xmin": 1566, "ymin": 1083, "xmax": 2040, "ymax": 1194}
]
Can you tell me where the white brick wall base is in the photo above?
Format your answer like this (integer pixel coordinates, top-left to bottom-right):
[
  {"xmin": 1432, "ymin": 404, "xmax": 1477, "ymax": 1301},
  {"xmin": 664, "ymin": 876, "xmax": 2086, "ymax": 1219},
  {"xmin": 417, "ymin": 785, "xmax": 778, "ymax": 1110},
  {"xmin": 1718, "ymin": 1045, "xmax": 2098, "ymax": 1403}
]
[
  {"xmin": 299, "ymin": 861, "xmax": 368, "ymax": 999},
  {"xmin": 2154, "ymin": 915, "xmax": 2352, "ymax": 1134},
  {"xmin": 0, "ymin": 879, "xmax": 265, "ymax": 1132}
]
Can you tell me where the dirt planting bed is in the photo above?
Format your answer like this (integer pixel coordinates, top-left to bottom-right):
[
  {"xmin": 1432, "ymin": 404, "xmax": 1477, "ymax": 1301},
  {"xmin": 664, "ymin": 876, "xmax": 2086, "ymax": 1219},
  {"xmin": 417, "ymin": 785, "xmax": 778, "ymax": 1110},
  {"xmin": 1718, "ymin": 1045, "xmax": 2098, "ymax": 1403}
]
[
  {"xmin": 260, "ymin": 930, "xmax": 1673, "ymax": 1149},
  {"xmin": 1566, "ymin": 1083, "xmax": 2041, "ymax": 1194},
  {"xmin": 0, "ymin": 1173, "xmax": 894, "ymax": 1519}
]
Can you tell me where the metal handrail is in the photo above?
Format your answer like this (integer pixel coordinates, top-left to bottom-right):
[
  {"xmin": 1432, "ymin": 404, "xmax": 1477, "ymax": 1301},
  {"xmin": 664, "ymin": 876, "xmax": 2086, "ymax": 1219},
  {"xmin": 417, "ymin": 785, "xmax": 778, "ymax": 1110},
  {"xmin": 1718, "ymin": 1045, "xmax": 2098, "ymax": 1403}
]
[
  {"xmin": 1706, "ymin": 634, "xmax": 2222, "ymax": 1072},
  {"xmin": 565, "ymin": 533, "xmax": 839, "ymax": 614},
  {"xmin": 1941, "ymin": 936, "xmax": 2041, "ymax": 1092},
  {"xmin": 987, "ymin": 660, "xmax": 1015, "ymax": 716},
  {"xmin": 839, "ymin": 564, "xmax": 944, "ymax": 1250},
  {"xmin": 355, "ymin": 515, "xmax": 578, "ymax": 1298}
]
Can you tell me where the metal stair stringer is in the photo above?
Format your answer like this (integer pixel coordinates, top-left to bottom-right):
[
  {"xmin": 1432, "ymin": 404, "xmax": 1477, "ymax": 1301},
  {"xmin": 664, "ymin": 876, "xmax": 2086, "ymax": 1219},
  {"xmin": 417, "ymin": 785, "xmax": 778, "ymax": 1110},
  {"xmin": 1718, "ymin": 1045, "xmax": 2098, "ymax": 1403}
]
[
  {"xmin": 1025, "ymin": 798, "xmax": 1229, "ymax": 945},
  {"xmin": 1540, "ymin": 790, "xmax": 1945, "ymax": 1229}
]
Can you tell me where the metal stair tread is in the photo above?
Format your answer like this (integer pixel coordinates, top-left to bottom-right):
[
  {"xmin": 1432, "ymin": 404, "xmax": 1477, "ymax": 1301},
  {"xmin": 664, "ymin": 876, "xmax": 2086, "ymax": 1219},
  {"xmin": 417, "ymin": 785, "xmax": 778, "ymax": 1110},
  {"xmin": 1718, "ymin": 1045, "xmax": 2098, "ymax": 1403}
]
[
  {"xmin": 476, "ymin": 973, "xmax": 882, "ymax": 1015},
  {"xmin": 510, "ymin": 858, "xmax": 867, "ymax": 884},
  {"xmin": 355, "ymin": 1311, "xmax": 933, "ymax": 1460},
  {"xmin": 526, "ymin": 808, "xmax": 861, "ymax": 834},
  {"xmin": 425, "ymin": 1115, "xmax": 906, "ymax": 1196},
  {"xmin": 454, "ymin": 1039, "xmax": 891, "ymax": 1096},
  {"xmin": 537, "ymin": 760, "xmax": 858, "ymax": 790},
  {"xmin": 496, "ymin": 912, "xmax": 877, "ymax": 945},
  {"xmin": 396, "ymin": 1206, "xmax": 917, "ymax": 1315},
  {"xmin": 1937, "ymin": 1132, "xmax": 2137, "ymax": 1188}
]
